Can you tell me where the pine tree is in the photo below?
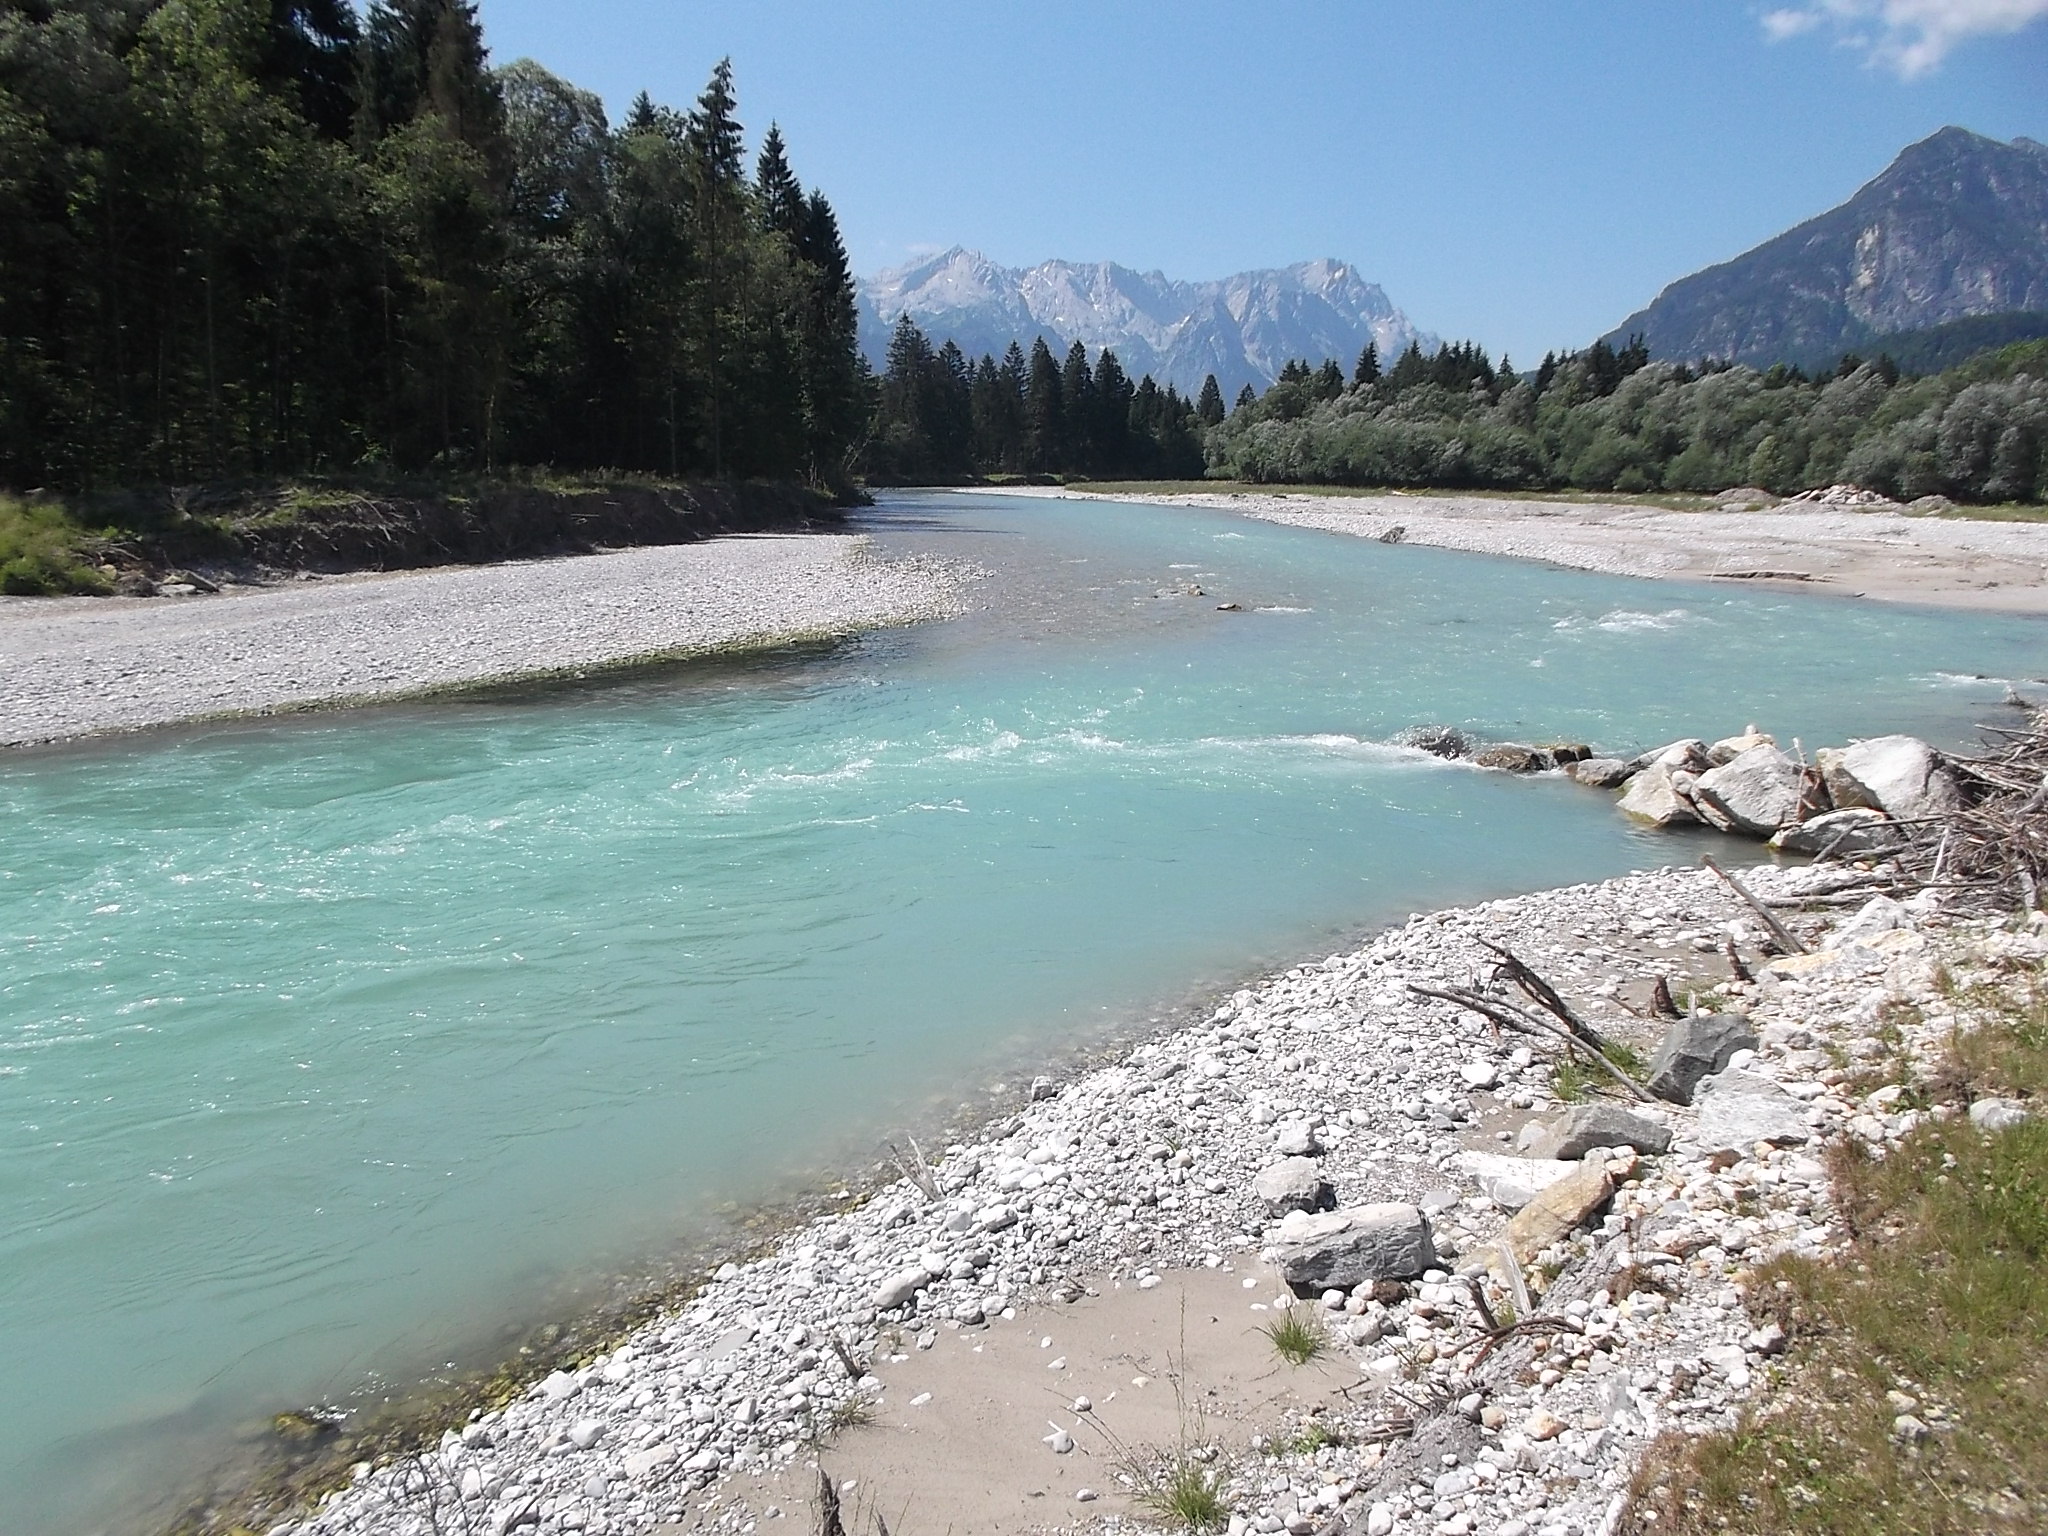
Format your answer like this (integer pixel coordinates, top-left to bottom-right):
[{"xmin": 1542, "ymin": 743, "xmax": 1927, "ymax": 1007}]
[
  {"xmin": 1195, "ymin": 374, "xmax": 1224, "ymax": 427},
  {"xmin": 793, "ymin": 191, "xmax": 866, "ymax": 489},
  {"xmin": 1025, "ymin": 337, "xmax": 1064, "ymax": 472},
  {"xmin": 755, "ymin": 123, "xmax": 805, "ymax": 240},
  {"xmin": 1093, "ymin": 348, "xmax": 1133, "ymax": 474},
  {"xmin": 684, "ymin": 57, "xmax": 747, "ymax": 474},
  {"xmin": 1385, "ymin": 342, "xmax": 1427, "ymax": 395},
  {"xmin": 263, "ymin": 0, "xmax": 362, "ymax": 141},
  {"xmin": 1060, "ymin": 340, "xmax": 1096, "ymax": 473},
  {"xmin": 1314, "ymin": 358, "xmax": 1344, "ymax": 400},
  {"xmin": 1353, "ymin": 341, "xmax": 1380, "ymax": 388},
  {"xmin": 1233, "ymin": 383, "xmax": 1256, "ymax": 414}
]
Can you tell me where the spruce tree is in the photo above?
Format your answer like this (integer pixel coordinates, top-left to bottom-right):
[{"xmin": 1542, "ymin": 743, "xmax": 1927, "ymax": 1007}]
[
  {"xmin": 1233, "ymin": 383, "xmax": 1256, "ymax": 414},
  {"xmin": 755, "ymin": 123, "xmax": 805, "ymax": 241},
  {"xmin": 1353, "ymin": 341, "xmax": 1380, "ymax": 388},
  {"xmin": 1025, "ymin": 338, "xmax": 1064, "ymax": 472},
  {"xmin": 1060, "ymin": 341, "xmax": 1096, "ymax": 473},
  {"xmin": 1195, "ymin": 374, "xmax": 1224, "ymax": 427},
  {"xmin": 1093, "ymin": 349, "xmax": 1134, "ymax": 474}
]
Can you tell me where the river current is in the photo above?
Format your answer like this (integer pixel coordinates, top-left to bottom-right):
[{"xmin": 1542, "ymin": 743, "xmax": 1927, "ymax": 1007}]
[{"xmin": 2, "ymin": 491, "xmax": 2041, "ymax": 1534}]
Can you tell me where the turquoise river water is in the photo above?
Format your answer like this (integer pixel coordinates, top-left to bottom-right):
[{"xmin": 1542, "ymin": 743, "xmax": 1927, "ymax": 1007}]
[{"xmin": 3, "ymin": 491, "xmax": 2043, "ymax": 1534}]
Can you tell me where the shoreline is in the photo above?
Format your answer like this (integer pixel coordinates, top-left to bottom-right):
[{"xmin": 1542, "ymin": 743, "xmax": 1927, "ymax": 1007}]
[
  {"xmin": 969, "ymin": 486, "xmax": 2048, "ymax": 616},
  {"xmin": 0, "ymin": 535, "xmax": 974, "ymax": 751},
  {"xmin": 250, "ymin": 853, "xmax": 2004, "ymax": 1536}
]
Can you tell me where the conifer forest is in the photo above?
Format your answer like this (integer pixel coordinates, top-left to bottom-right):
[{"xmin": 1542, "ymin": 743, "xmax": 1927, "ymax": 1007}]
[{"xmin": 0, "ymin": 0, "xmax": 867, "ymax": 490}]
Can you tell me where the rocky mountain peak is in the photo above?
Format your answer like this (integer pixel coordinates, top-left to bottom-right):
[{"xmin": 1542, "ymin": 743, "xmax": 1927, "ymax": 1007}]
[
  {"xmin": 1604, "ymin": 127, "xmax": 2048, "ymax": 366},
  {"xmin": 860, "ymin": 251, "xmax": 1437, "ymax": 398}
]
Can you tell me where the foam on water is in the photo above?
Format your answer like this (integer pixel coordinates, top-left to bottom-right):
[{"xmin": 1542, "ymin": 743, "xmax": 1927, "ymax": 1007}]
[{"xmin": 1, "ymin": 489, "xmax": 2042, "ymax": 1534}]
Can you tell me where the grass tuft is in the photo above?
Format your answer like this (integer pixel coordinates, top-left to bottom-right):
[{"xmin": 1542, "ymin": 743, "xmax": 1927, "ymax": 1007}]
[
  {"xmin": 1259, "ymin": 1306, "xmax": 1327, "ymax": 1367},
  {"xmin": 1135, "ymin": 1453, "xmax": 1227, "ymax": 1532}
]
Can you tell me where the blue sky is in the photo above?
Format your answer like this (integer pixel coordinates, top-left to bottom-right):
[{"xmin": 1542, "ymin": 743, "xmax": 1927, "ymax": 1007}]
[{"xmin": 474, "ymin": 1, "xmax": 2048, "ymax": 362}]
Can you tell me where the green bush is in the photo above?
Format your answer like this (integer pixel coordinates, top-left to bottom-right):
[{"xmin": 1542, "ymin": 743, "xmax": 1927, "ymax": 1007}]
[{"xmin": 0, "ymin": 499, "xmax": 110, "ymax": 595}]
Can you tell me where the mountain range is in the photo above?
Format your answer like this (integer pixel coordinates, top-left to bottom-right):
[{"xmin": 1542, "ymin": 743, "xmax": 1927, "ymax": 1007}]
[
  {"xmin": 857, "ymin": 250, "xmax": 1437, "ymax": 399},
  {"xmin": 1603, "ymin": 127, "xmax": 2048, "ymax": 367}
]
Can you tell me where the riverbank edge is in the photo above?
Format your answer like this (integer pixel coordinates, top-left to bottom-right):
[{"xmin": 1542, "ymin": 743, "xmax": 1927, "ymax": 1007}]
[
  {"xmin": 957, "ymin": 485, "xmax": 2048, "ymax": 616},
  {"xmin": 0, "ymin": 536, "xmax": 978, "ymax": 751},
  {"xmin": 4, "ymin": 478, "xmax": 852, "ymax": 597},
  {"xmin": 227, "ymin": 851, "xmax": 2027, "ymax": 1536}
]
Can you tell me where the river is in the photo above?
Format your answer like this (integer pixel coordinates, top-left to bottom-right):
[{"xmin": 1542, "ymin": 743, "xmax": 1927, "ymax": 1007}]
[{"xmin": 1, "ymin": 490, "xmax": 2040, "ymax": 1534}]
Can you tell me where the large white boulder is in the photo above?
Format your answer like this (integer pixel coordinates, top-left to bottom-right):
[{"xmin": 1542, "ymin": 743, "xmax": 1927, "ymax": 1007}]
[
  {"xmin": 1817, "ymin": 735, "xmax": 1963, "ymax": 823},
  {"xmin": 1617, "ymin": 763, "xmax": 1700, "ymax": 828},
  {"xmin": 1691, "ymin": 745, "xmax": 1804, "ymax": 837}
]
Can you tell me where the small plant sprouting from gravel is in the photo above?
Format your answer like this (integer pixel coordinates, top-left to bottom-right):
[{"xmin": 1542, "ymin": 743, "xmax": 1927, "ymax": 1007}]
[
  {"xmin": 1136, "ymin": 1453, "xmax": 1227, "ymax": 1533},
  {"xmin": 1260, "ymin": 1306, "xmax": 1327, "ymax": 1366},
  {"xmin": 1550, "ymin": 1055, "xmax": 1598, "ymax": 1101},
  {"xmin": 1282, "ymin": 1418, "xmax": 1341, "ymax": 1455}
]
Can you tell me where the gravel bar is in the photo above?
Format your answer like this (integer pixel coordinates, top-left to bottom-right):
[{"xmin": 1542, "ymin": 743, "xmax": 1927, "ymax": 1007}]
[
  {"xmin": 979, "ymin": 486, "xmax": 2048, "ymax": 613},
  {"xmin": 0, "ymin": 535, "xmax": 971, "ymax": 748},
  {"xmin": 271, "ymin": 856, "xmax": 2030, "ymax": 1536}
]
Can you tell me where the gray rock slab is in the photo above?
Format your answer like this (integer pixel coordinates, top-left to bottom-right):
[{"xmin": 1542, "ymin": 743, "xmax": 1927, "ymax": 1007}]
[
  {"xmin": 1968, "ymin": 1097, "xmax": 2031, "ymax": 1132},
  {"xmin": 1690, "ymin": 745, "xmax": 1804, "ymax": 837},
  {"xmin": 1693, "ymin": 1068, "xmax": 1812, "ymax": 1153},
  {"xmin": 1568, "ymin": 756, "xmax": 1638, "ymax": 789},
  {"xmin": 1818, "ymin": 735, "xmax": 1964, "ymax": 823},
  {"xmin": 1523, "ymin": 1102, "xmax": 1673, "ymax": 1160},
  {"xmin": 1276, "ymin": 1202, "xmax": 1436, "ymax": 1290},
  {"xmin": 1254, "ymin": 1156, "xmax": 1334, "ymax": 1214},
  {"xmin": 1768, "ymin": 807, "xmax": 1902, "ymax": 857},
  {"xmin": 1617, "ymin": 762, "xmax": 1700, "ymax": 828},
  {"xmin": 1647, "ymin": 1014, "xmax": 1760, "ymax": 1104},
  {"xmin": 1636, "ymin": 738, "xmax": 1710, "ymax": 773}
]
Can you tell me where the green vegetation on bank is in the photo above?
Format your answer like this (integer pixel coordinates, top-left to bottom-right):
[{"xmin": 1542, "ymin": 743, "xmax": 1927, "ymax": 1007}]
[
  {"xmin": 1627, "ymin": 976, "xmax": 2048, "ymax": 1534},
  {"xmin": 0, "ymin": 470, "xmax": 828, "ymax": 595},
  {"xmin": 0, "ymin": 2, "xmax": 866, "ymax": 493},
  {"xmin": 1205, "ymin": 337, "xmax": 2048, "ymax": 504},
  {"xmin": 0, "ymin": 495, "xmax": 111, "ymax": 595}
]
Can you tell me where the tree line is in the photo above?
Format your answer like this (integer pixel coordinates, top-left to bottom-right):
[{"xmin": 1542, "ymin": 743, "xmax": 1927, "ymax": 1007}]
[
  {"xmin": 0, "ymin": 0, "xmax": 867, "ymax": 491},
  {"xmin": 865, "ymin": 318, "xmax": 1210, "ymax": 482},
  {"xmin": 1205, "ymin": 335, "xmax": 2047, "ymax": 504}
]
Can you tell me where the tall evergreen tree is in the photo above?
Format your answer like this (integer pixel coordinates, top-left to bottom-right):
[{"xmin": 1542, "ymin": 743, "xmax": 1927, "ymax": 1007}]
[
  {"xmin": 754, "ymin": 123, "xmax": 804, "ymax": 240},
  {"xmin": 1024, "ymin": 337, "xmax": 1064, "ymax": 472},
  {"xmin": 1353, "ymin": 341, "xmax": 1381, "ymax": 387},
  {"xmin": 1195, "ymin": 374, "xmax": 1225, "ymax": 427}
]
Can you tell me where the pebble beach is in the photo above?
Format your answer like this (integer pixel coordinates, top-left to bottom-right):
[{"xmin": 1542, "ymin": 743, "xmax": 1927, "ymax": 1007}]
[
  {"xmin": 986, "ymin": 487, "xmax": 2048, "ymax": 614},
  {"xmin": 0, "ymin": 535, "xmax": 971, "ymax": 750},
  {"xmin": 264, "ymin": 855, "xmax": 2035, "ymax": 1536}
]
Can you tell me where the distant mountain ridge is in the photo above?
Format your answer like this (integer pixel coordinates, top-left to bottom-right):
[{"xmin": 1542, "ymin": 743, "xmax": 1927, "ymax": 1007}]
[
  {"xmin": 858, "ymin": 249, "xmax": 1438, "ymax": 399},
  {"xmin": 1604, "ymin": 127, "xmax": 2048, "ymax": 367}
]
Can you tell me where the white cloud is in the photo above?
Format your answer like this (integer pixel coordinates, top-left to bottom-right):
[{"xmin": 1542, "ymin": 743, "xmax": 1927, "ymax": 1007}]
[{"xmin": 1759, "ymin": 0, "xmax": 2048, "ymax": 75}]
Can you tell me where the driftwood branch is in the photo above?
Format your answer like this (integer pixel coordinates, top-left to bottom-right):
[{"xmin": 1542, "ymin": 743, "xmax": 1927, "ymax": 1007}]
[
  {"xmin": 1702, "ymin": 854, "xmax": 1809, "ymax": 954},
  {"xmin": 817, "ymin": 1465, "xmax": 845, "ymax": 1536},
  {"xmin": 1408, "ymin": 983, "xmax": 1653, "ymax": 1101},
  {"xmin": 1477, "ymin": 938, "xmax": 1607, "ymax": 1050},
  {"xmin": 884, "ymin": 1138, "xmax": 941, "ymax": 1202}
]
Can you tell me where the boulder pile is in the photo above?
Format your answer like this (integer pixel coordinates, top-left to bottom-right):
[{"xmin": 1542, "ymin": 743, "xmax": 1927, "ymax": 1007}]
[{"xmin": 1574, "ymin": 727, "xmax": 1963, "ymax": 852}]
